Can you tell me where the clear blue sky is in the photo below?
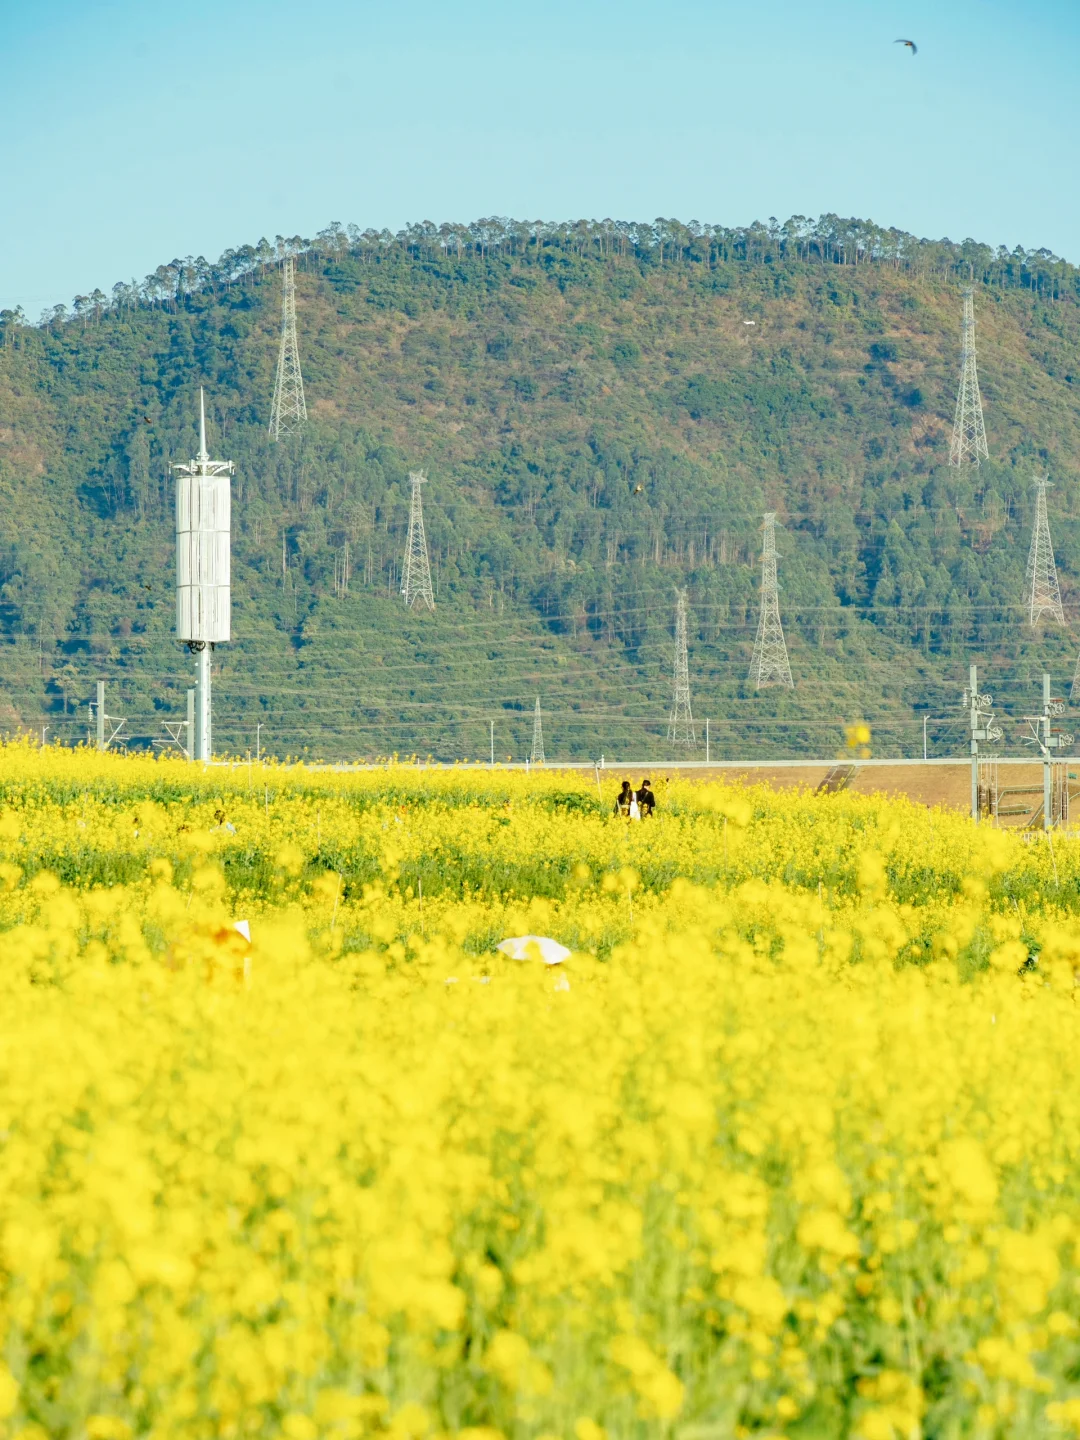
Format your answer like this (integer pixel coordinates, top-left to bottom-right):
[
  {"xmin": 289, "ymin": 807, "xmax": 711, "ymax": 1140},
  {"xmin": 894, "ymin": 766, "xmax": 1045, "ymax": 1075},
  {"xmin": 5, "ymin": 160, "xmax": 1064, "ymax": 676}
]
[{"xmin": 3, "ymin": 0, "xmax": 1078, "ymax": 317}]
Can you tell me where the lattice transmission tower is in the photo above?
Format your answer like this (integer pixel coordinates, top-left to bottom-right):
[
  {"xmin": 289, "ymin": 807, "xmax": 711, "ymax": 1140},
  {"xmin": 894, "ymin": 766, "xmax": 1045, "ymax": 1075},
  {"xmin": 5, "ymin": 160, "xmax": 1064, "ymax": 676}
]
[
  {"xmin": 401, "ymin": 471, "xmax": 435, "ymax": 610},
  {"xmin": 667, "ymin": 589, "xmax": 695, "ymax": 745},
  {"xmin": 1025, "ymin": 476, "xmax": 1064, "ymax": 626},
  {"xmin": 748, "ymin": 512, "xmax": 794, "ymax": 689},
  {"xmin": 269, "ymin": 255, "xmax": 308, "ymax": 441},
  {"xmin": 530, "ymin": 696, "xmax": 545, "ymax": 764},
  {"xmin": 949, "ymin": 286, "xmax": 989, "ymax": 468}
]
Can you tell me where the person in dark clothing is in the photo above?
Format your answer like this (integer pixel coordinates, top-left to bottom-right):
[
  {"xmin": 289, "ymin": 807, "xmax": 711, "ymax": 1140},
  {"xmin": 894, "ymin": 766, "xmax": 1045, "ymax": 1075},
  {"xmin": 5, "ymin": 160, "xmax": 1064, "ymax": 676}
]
[
  {"xmin": 636, "ymin": 779, "xmax": 656, "ymax": 817},
  {"xmin": 614, "ymin": 780, "xmax": 633, "ymax": 817}
]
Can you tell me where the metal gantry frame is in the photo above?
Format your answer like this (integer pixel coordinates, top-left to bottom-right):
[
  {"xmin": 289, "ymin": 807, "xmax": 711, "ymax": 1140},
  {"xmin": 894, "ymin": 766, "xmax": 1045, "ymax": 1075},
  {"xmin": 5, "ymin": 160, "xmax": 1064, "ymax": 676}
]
[
  {"xmin": 962, "ymin": 664, "xmax": 1002, "ymax": 821},
  {"xmin": 90, "ymin": 680, "xmax": 127, "ymax": 752},
  {"xmin": 1021, "ymin": 674, "xmax": 1073, "ymax": 830}
]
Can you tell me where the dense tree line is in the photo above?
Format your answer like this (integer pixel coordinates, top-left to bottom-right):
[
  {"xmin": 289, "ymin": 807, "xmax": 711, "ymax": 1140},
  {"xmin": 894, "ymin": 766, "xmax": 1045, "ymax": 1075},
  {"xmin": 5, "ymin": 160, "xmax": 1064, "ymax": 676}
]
[{"xmin": 2, "ymin": 213, "xmax": 1075, "ymax": 337}]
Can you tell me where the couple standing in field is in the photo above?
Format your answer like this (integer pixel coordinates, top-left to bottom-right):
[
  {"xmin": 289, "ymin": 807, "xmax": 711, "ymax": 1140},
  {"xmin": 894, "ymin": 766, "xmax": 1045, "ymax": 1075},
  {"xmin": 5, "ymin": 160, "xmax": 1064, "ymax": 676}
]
[{"xmin": 614, "ymin": 779, "xmax": 655, "ymax": 821}]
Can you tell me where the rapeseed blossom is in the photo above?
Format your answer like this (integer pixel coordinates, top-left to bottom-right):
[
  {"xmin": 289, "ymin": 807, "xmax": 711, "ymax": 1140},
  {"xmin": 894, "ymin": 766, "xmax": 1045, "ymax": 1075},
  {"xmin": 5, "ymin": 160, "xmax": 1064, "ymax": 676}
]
[{"xmin": 0, "ymin": 742, "xmax": 1080, "ymax": 1436}]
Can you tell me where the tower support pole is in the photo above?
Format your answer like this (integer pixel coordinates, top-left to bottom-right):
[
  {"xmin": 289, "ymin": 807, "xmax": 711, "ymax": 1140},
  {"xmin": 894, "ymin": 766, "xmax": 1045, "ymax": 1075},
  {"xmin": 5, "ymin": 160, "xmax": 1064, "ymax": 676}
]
[
  {"xmin": 186, "ymin": 688, "xmax": 196, "ymax": 761},
  {"xmin": 1043, "ymin": 674, "xmax": 1053, "ymax": 833},
  {"xmin": 194, "ymin": 647, "xmax": 211, "ymax": 762},
  {"xmin": 969, "ymin": 665, "xmax": 979, "ymax": 824}
]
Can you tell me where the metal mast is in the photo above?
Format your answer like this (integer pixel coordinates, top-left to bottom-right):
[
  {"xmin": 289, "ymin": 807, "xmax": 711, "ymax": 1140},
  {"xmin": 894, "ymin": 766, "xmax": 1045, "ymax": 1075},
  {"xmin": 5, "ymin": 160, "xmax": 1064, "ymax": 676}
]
[
  {"xmin": 667, "ymin": 589, "xmax": 695, "ymax": 745},
  {"xmin": 748, "ymin": 512, "xmax": 794, "ymax": 689},
  {"xmin": 269, "ymin": 255, "xmax": 307, "ymax": 441},
  {"xmin": 401, "ymin": 471, "xmax": 435, "ymax": 610},
  {"xmin": 174, "ymin": 389, "xmax": 233, "ymax": 761},
  {"xmin": 1022, "ymin": 674, "xmax": 1072, "ymax": 829},
  {"xmin": 949, "ymin": 286, "xmax": 989, "ymax": 468},
  {"xmin": 1025, "ymin": 476, "xmax": 1065, "ymax": 625},
  {"xmin": 530, "ymin": 696, "xmax": 545, "ymax": 764},
  {"xmin": 962, "ymin": 664, "xmax": 1001, "ymax": 822}
]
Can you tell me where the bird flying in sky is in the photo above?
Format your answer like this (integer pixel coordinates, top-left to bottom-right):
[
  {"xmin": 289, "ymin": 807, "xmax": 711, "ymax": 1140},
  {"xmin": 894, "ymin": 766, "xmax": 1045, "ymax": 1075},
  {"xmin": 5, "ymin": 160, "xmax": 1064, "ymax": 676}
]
[{"xmin": 894, "ymin": 38, "xmax": 917, "ymax": 54}]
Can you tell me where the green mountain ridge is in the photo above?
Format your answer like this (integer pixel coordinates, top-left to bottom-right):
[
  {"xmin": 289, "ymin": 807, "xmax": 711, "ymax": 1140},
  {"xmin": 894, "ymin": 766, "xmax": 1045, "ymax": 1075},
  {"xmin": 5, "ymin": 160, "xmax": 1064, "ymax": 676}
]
[{"xmin": 2, "ymin": 214, "xmax": 1080, "ymax": 761}]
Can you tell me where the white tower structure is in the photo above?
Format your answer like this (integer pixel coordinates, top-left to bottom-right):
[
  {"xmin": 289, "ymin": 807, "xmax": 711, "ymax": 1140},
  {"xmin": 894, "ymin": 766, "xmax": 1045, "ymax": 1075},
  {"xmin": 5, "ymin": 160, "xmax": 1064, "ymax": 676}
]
[
  {"xmin": 667, "ymin": 589, "xmax": 695, "ymax": 745},
  {"xmin": 949, "ymin": 286, "xmax": 989, "ymax": 468},
  {"xmin": 402, "ymin": 471, "xmax": 435, "ymax": 610},
  {"xmin": 1025, "ymin": 476, "xmax": 1065, "ymax": 626},
  {"xmin": 748, "ymin": 512, "xmax": 794, "ymax": 689},
  {"xmin": 530, "ymin": 696, "xmax": 545, "ymax": 764},
  {"xmin": 174, "ymin": 390, "xmax": 233, "ymax": 761},
  {"xmin": 269, "ymin": 255, "xmax": 307, "ymax": 441}
]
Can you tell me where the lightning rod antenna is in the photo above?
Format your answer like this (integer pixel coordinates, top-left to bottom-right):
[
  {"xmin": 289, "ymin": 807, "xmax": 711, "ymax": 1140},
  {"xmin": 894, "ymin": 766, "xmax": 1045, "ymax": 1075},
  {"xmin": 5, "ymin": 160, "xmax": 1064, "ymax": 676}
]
[{"xmin": 269, "ymin": 254, "xmax": 308, "ymax": 441}]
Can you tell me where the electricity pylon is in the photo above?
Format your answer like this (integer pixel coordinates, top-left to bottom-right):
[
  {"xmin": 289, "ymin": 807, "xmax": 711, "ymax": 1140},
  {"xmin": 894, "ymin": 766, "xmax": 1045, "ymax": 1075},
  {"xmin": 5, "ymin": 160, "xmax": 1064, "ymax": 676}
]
[
  {"xmin": 269, "ymin": 255, "xmax": 307, "ymax": 441},
  {"xmin": 748, "ymin": 512, "xmax": 794, "ymax": 689},
  {"xmin": 401, "ymin": 471, "xmax": 435, "ymax": 610},
  {"xmin": 1025, "ymin": 476, "xmax": 1064, "ymax": 626},
  {"xmin": 949, "ymin": 286, "xmax": 989, "ymax": 468},
  {"xmin": 530, "ymin": 696, "xmax": 545, "ymax": 764},
  {"xmin": 667, "ymin": 589, "xmax": 695, "ymax": 745}
]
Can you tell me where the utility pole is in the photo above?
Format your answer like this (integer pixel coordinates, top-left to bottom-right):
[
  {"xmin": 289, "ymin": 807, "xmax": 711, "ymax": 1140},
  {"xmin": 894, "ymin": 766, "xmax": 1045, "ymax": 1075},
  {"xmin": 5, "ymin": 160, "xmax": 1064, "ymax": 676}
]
[
  {"xmin": 963, "ymin": 665, "xmax": 1001, "ymax": 822},
  {"xmin": 667, "ymin": 588, "xmax": 696, "ymax": 745},
  {"xmin": 949, "ymin": 286, "xmax": 989, "ymax": 467},
  {"xmin": 175, "ymin": 389, "xmax": 233, "ymax": 762},
  {"xmin": 269, "ymin": 255, "xmax": 307, "ymax": 441},
  {"xmin": 748, "ymin": 512, "xmax": 794, "ymax": 689},
  {"xmin": 530, "ymin": 696, "xmax": 545, "ymax": 765},
  {"xmin": 401, "ymin": 471, "xmax": 435, "ymax": 610},
  {"xmin": 96, "ymin": 679, "xmax": 105, "ymax": 752},
  {"xmin": 1023, "ymin": 674, "xmax": 1072, "ymax": 830},
  {"xmin": 1025, "ymin": 476, "xmax": 1065, "ymax": 625},
  {"xmin": 489, "ymin": 719, "xmax": 495, "ymax": 768}
]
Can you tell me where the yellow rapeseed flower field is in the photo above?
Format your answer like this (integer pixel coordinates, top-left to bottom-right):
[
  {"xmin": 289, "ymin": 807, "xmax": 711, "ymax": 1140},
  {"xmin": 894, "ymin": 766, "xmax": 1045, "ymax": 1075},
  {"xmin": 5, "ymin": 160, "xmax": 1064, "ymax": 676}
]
[{"xmin": 4, "ymin": 742, "xmax": 1080, "ymax": 1439}]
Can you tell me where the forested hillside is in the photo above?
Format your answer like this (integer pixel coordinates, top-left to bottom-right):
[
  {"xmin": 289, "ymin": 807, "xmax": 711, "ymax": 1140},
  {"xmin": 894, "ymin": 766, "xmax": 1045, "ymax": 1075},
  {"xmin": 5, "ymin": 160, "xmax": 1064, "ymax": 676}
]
[{"xmin": 2, "ymin": 214, "xmax": 1080, "ymax": 760}]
